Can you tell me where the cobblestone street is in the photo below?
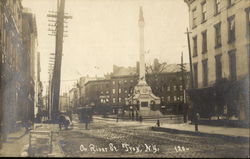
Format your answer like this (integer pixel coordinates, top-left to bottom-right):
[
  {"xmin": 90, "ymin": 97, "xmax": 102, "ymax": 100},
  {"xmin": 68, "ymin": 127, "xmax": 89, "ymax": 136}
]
[{"xmin": 57, "ymin": 117, "xmax": 249, "ymax": 158}]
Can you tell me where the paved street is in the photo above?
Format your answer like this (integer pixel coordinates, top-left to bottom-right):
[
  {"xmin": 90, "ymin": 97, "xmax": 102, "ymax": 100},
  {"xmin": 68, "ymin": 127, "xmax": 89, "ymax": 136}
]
[{"xmin": 56, "ymin": 116, "xmax": 249, "ymax": 158}]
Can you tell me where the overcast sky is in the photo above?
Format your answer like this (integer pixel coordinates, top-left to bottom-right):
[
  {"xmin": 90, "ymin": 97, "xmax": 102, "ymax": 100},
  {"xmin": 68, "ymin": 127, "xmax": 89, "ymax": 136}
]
[{"xmin": 22, "ymin": 0, "xmax": 189, "ymax": 94}]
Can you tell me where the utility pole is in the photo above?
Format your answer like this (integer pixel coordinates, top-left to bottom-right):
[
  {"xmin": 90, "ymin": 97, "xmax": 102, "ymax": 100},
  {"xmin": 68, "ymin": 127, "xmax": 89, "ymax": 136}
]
[
  {"xmin": 117, "ymin": 81, "xmax": 120, "ymax": 122},
  {"xmin": 178, "ymin": 52, "xmax": 188, "ymax": 123},
  {"xmin": 185, "ymin": 28, "xmax": 194, "ymax": 89},
  {"xmin": 47, "ymin": 0, "xmax": 72, "ymax": 122}
]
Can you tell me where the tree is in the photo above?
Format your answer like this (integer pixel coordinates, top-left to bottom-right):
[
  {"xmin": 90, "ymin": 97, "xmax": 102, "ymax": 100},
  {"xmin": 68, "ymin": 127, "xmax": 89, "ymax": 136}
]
[{"xmin": 145, "ymin": 58, "xmax": 168, "ymax": 75}]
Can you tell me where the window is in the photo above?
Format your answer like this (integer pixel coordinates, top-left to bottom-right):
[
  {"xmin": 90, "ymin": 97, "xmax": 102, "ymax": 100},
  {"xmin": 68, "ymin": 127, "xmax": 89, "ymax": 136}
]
[
  {"xmin": 124, "ymin": 89, "xmax": 128, "ymax": 94},
  {"xmin": 174, "ymin": 96, "xmax": 177, "ymax": 101},
  {"xmin": 202, "ymin": 59, "xmax": 208, "ymax": 86},
  {"xmin": 167, "ymin": 86, "xmax": 170, "ymax": 91},
  {"xmin": 228, "ymin": 15, "xmax": 235, "ymax": 43},
  {"xmin": 112, "ymin": 89, "xmax": 115, "ymax": 94},
  {"xmin": 228, "ymin": 0, "xmax": 235, "ymax": 7},
  {"xmin": 201, "ymin": 1, "xmax": 207, "ymax": 22},
  {"xmin": 180, "ymin": 96, "xmax": 183, "ymax": 101},
  {"xmin": 180, "ymin": 85, "xmax": 183, "ymax": 91},
  {"xmin": 202, "ymin": 31, "xmax": 207, "ymax": 53},
  {"xmin": 214, "ymin": 22, "xmax": 222, "ymax": 48},
  {"xmin": 118, "ymin": 98, "xmax": 122, "ymax": 103},
  {"xmin": 113, "ymin": 98, "xmax": 116, "ymax": 103},
  {"xmin": 215, "ymin": 55, "xmax": 222, "ymax": 81},
  {"xmin": 118, "ymin": 88, "xmax": 121, "ymax": 94},
  {"xmin": 228, "ymin": 50, "xmax": 237, "ymax": 81},
  {"xmin": 192, "ymin": 8, "xmax": 197, "ymax": 28},
  {"xmin": 173, "ymin": 85, "xmax": 176, "ymax": 91},
  {"xmin": 215, "ymin": 0, "xmax": 221, "ymax": 14},
  {"xmin": 167, "ymin": 96, "xmax": 171, "ymax": 102},
  {"xmin": 106, "ymin": 91, "xmax": 109, "ymax": 94},
  {"xmin": 130, "ymin": 79, "xmax": 133, "ymax": 83},
  {"xmin": 193, "ymin": 36, "xmax": 198, "ymax": 57},
  {"xmin": 161, "ymin": 97, "xmax": 164, "ymax": 101},
  {"xmin": 193, "ymin": 63, "xmax": 198, "ymax": 88},
  {"xmin": 112, "ymin": 81, "xmax": 115, "ymax": 85}
]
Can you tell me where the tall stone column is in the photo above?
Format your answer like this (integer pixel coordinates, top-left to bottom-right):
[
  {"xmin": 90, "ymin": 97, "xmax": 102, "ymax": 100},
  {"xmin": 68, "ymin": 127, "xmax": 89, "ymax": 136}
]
[{"xmin": 138, "ymin": 6, "xmax": 146, "ymax": 84}]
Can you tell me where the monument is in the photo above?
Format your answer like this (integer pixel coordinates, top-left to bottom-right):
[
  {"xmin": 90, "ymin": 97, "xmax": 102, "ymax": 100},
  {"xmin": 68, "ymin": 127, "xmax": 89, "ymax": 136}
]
[{"xmin": 128, "ymin": 6, "xmax": 161, "ymax": 117}]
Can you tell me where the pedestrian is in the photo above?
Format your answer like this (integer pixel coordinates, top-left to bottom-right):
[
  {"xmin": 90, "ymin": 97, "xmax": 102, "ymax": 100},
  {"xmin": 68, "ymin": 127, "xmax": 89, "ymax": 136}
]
[
  {"xmin": 135, "ymin": 111, "xmax": 138, "ymax": 121},
  {"xmin": 139, "ymin": 116, "xmax": 142, "ymax": 123},
  {"xmin": 156, "ymin": 119, "xmax": 160, "ymax": 127},
  {"xmin": 194, "ymin": 113, "xmax": 200, "ymax": 132},
  {"xmin": 58, "ymin": 115, "xmax": 64, "ymax": 130},
  {"xmin": 131, "ymin": 111, "xmax": 134, "ymax": 121},
  {"xmin": 85, "ymin": 115, "xmax": 89, "ymax": 130}
]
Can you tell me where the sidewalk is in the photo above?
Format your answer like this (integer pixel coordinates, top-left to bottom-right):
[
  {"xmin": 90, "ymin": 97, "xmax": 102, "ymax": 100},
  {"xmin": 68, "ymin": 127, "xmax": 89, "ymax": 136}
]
[
  {"xmin": 0, "ymin": 127, "xmax": 29, "ymax": 157},
  {"xmin": 153, "ymin": 122, "xmax": 249, "ymax": 138},
  {"xmin": 94, "ymin": 116, "xmax": 249, "ymax": 139},
  {"xmin": 0, "ymin": 124, "xmax": 64, "ymax": 157}
]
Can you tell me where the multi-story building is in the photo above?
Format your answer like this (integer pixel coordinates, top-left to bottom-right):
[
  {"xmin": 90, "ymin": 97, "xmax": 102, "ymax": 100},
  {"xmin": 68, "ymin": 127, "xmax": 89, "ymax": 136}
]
[
  {"xmin": 110, "ymin": 63, "xmax": 190, "ymax": 115},
  {"xmin": 184, "ymin": 0, "xmax": 249, "ymax": 123},
  {"xmin": 1, "ymin": 0, "xmax": 24, "ymax": 135},
  {"xmin": 0, "ymin": 0, "xmax": 38, "ymax": 137},
  {"xmin": 21, "ymin": 8, "xmax": 37, "ymax": 123},
  {"xmin": 77, "ymin": 75, "xmax": 104, "ymax": 107},
  {"xmin": 84, "ymin": 79, "xmax": 111, "ymax": 114},
  {"xmin": 83, "ymin": 59, "xmax": 190, "ymax": 115}
]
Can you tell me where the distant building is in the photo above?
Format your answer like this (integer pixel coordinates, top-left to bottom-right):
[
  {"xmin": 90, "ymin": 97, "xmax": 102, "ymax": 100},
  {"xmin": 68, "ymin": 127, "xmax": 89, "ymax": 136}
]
[
  {"xmin": 69, "ymin": 87, "xmax": 78, "ymax": 112},
  {"xmin": 77, "ymin": 75, "xmax": 104, "ymax": 107},
  {"xmin": 83, "ymin": 59, "xmax": 190, "ymax": 115},
  {"xmin": 110, "ymin": 62, "xmax": 190, "ymax": 115},
  {"xmin": 184, "ymin": 0, "xmax": 249, "ymax": 123},
  {"xmin": 85, "ymin": 79, "xmax": 111, "ymax": 114},
  {"xmin": 59, "ymin": 93, "xmax": 70, "ymax": 113}
]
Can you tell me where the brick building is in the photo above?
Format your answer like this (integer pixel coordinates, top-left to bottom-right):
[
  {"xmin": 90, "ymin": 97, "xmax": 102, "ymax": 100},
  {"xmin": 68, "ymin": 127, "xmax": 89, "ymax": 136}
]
[
  {"xmin": 85, "ymin": 80, "xmax": 111, "ymax": 114},
  {"xmin": 83, "ymin": 60, "xmax": 190, "ymax": 115}
]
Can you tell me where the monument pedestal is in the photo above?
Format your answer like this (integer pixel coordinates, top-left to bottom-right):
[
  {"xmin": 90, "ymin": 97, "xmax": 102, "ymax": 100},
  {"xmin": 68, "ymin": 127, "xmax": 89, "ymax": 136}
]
[{"xmin": 130, "ymin": 80, "xmax": 162, "ymax": 117}]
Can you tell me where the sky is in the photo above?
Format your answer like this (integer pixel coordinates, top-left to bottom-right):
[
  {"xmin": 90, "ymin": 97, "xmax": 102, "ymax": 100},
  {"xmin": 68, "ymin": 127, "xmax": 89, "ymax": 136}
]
[{"xmin": 22, "ymin": 0, "xmax": 189, "ymax": 94}]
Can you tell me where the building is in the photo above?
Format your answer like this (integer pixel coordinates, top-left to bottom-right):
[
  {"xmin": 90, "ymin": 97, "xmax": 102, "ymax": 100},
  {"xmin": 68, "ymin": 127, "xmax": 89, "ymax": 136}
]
[
  {"xmin": 184, "ymin": 0, "xmax": 249, "ymax": 124},
  {"xmin": 110, "ymin": 62, "xmax": 190, "ymax": 115},
  {"xmin": 77, "ymin": 75, "xmax": 104, "ymax": 107},
  {"xmin": 1, "ymin": 0, "xmax": 24, "ymax": 134},
  {"xmin": 21, "ymin": 8, "xmax": 37, "ymax": 123},
  {"xmin": 0, "ymin": 0, "xmax": 38, "ymax": 138},
  {"xmin": 59, "ymin": 93, "xmax": 70, "ymax": 113},
  {"xmin": 69, "ymin": 87, "xmax": 78, "ymax": 112},
  {"xmin": 83, "ymin": 59, "xmax": 190, "ymax": 115},
  {"xmin": 84, "ymin": 79, "xmax": 111, "ymax": 114}
]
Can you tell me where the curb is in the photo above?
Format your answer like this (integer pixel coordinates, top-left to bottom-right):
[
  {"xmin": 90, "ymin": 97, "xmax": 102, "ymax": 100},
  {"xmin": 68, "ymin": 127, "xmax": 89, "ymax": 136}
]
[{"xmin": 151, "ymin": 126, "xmax": 249, "ymax": 142}]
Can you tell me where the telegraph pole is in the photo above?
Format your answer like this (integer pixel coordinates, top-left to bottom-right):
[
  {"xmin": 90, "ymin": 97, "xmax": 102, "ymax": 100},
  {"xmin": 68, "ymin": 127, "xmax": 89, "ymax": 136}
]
[
  {"xmin": 47, "ymin": 0, "xmax": 72, "ymax": 122},
  {"xmin": 185, "ymin": 28, "xmax": 194, "ymax": 89}
]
